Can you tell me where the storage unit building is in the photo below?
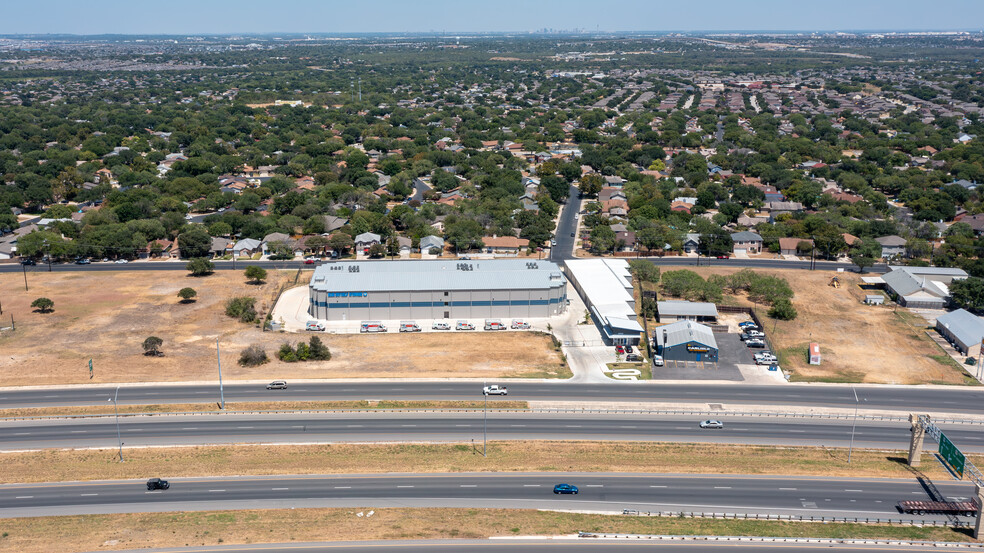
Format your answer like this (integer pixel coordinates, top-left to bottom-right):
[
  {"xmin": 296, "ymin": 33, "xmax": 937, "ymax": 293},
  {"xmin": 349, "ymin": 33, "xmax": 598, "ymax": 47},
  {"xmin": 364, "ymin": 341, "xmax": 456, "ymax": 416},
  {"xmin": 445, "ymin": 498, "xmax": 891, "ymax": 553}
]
[
  {"xmin": 564, "ymin": 259, "xmax": 645, "ymax": 346},
  {"xmin": 936, "ymin": 308, "xmax": 984, "ymax": 357},
  {"xmin": 656, "ymin": 300, "xmax": 718, "ymax": 323},
  {"xmin": 652, "ymin": 321, "xmax": 719, "ymax": 363},
  {"xmin": 308, "ymin": 259, "xmax": 567, "ymax": 321}
]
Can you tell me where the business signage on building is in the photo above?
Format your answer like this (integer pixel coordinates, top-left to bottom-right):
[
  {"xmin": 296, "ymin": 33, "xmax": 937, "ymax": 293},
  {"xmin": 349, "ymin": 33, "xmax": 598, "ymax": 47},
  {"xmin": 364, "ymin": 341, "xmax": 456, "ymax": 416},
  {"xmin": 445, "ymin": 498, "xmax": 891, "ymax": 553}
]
[{"xmin": 686, "ymin": 344, "xmax": 710, "ymax": 353}]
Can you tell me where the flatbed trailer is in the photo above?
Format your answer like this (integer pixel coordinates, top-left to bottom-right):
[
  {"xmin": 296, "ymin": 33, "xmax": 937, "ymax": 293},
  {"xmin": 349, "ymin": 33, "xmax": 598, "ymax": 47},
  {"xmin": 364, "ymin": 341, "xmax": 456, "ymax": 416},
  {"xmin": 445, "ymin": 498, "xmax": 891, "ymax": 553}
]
[{"xmin": 897, "ymin": 499, "xmax": 978, "ymax": 516}]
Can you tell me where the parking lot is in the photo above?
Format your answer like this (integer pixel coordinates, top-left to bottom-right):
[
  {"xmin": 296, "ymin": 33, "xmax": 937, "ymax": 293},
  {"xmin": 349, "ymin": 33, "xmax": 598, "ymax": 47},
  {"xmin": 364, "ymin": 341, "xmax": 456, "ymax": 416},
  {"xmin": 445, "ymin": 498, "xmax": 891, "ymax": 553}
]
[{"xmin": 650, "ymin": 329, "xmax": 771, "ymax": 382}]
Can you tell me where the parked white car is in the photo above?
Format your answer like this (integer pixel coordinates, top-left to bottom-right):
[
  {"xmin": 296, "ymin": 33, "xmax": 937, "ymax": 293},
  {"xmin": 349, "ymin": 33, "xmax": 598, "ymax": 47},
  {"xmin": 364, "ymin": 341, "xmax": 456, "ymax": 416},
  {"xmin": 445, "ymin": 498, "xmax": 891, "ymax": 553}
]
[
  {"xmin": 432, "ymin": 321, "xmax": 451, "ymax": 330},
  {"xmin": 652, "ymin": 355, "xmax": 664, "ymax": 367}
]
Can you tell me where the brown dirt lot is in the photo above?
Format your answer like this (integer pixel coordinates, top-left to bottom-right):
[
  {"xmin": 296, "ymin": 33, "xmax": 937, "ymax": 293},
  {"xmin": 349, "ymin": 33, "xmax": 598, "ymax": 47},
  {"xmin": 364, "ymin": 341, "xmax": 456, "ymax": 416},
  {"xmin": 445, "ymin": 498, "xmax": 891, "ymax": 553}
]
[
  {"xmin": 0, "ymin": 270, "xmax": 566, "ymax": 385},
  {"xmin": 680, "ymin": 267, "xmax": 973, "ymax": 384}
]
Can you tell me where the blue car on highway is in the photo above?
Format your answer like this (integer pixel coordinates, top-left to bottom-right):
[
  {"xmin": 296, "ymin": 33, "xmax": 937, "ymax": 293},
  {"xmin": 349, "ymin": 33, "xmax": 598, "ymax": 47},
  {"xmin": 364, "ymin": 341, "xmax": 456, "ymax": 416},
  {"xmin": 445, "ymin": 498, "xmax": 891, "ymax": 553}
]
[{"xmin": 553, "ymin": 483, "xmax": 578, "ymax": 494}]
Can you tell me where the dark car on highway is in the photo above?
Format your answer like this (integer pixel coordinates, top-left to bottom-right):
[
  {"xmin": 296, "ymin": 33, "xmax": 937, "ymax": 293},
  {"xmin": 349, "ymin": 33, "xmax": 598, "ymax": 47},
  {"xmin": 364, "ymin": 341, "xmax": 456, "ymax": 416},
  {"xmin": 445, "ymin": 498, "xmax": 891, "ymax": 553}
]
[
  {"xmin": 553, "ymin": 483, "xmax": 579, "ymax": 494},
  {"xmin": 146, "ymin": 478, "xmax": 170, "ymax": 490}
]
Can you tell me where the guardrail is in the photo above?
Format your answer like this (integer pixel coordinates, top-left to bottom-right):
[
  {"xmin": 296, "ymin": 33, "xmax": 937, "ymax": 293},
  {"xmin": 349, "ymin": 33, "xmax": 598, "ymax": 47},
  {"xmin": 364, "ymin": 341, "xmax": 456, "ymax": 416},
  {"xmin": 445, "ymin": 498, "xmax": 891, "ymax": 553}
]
[
  {"xmin": 577, "ymin": 532, "xmax": 984, "ymax": 547},
  {"xmin": 607, "ymin": 510, "xmax": 974, "ymax": 528},
  {"xmin": 4, "ymin": 407, "xmax": 984, "ymax": 425}
]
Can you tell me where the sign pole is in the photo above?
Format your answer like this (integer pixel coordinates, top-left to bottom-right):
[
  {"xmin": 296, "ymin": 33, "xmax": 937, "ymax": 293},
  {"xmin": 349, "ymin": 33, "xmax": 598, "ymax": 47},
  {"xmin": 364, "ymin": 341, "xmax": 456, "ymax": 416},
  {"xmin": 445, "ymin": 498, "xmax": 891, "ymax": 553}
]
[{"xmin": 848, "ymin": 387, "xmax": 858, "ymax": 464}]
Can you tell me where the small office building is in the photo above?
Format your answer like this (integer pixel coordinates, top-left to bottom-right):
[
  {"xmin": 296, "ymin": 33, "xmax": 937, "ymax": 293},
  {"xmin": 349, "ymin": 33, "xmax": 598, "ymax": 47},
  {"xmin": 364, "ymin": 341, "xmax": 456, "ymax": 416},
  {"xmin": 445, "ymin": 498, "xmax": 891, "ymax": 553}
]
[
  {"xmin": 652, "ymin": 321, "xmax": 719, "ymax": 363},
  {"xmin": 936, "ymin": 308, "xmax": 984, "ymax": 357},
  {"xmin": 656, "ymin": 300, "xmax": 718, "ymax": 323}
]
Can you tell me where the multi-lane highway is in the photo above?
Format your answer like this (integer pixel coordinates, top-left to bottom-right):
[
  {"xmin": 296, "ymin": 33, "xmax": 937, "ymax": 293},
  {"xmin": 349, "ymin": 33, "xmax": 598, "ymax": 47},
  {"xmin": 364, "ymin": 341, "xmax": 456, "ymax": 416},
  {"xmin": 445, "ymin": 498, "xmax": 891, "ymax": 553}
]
[
  {"xmin": 4, "ymin": 381, "xmax": 983, "ymax": 414},
  {"xmin": 1, "ymin": 473, "xmax": 975, "ymax": 521},
  {"xmin": 2, "ymin": 412, "xmax": 979, "ymax": 451}
]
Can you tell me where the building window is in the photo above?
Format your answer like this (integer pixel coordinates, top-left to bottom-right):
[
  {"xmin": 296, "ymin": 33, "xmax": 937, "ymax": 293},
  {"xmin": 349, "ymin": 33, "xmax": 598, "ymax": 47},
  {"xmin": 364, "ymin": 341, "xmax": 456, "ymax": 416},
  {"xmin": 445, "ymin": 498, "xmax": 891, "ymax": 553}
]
[{"xmin": 444, "ymin": 291, "xmax": 449, "ymax": 296}]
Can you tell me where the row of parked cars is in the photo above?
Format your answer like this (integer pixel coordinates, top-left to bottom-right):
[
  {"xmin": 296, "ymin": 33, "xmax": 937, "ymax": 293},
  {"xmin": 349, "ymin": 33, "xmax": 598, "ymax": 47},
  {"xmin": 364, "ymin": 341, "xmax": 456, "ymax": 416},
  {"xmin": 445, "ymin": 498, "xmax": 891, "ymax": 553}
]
[
  {"xmin": 738, "ymin": 321, "xmax": 780, "ymax": 371},
  {"xmin": 305, "ymin": 319, "xmax": 534, "ymax": 333}
]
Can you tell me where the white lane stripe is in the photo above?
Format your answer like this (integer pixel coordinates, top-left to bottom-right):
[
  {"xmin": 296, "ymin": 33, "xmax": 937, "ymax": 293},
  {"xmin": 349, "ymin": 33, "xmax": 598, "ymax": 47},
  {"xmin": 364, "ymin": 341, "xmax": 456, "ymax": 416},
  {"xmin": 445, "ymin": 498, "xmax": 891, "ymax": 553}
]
[
  {"xmin": 650, "ymin": 485, "xmax": 667, "ymax": 488},
  {"xmin": 237, "ymin": 426, "xmax": 255, "ymax": 429},
  {"xmin": 845, "ymin": 489, "xmax": 863, "ymax": 492},
  {"xmin": 334, "ymin": 486, "xmax": 351, "ymax": 489},
  {"xmin": 272, "ymin": 488, "xmax": 289, "ymax": 491},
  {"xmin": 209, "ymin": 489, "xmax": 225, "ymax": 492},
  {"xmin": 397, "ymin": 485, "xmax": 414, "ymax": 488},
  {"xmin": 585, "ymin": 485, "xmax": 603, "ymax": 488},
  {"xmin": 713, "ymin": 487, "xmax": 732, "ymax": 489},
  {"xmin": 460, "ymin": 485, "xmax": 477, "ymax": 487},
  {"xmin": 779, "ymin": 488, "xmax": 797, "ymax": 491},
  {"xmin": 80, "ymin": 493, "xmax": 98, "ymax": 496},
  {"xmin": 16, "ymin": 496, "xmax": 33, "ymax": 499}
]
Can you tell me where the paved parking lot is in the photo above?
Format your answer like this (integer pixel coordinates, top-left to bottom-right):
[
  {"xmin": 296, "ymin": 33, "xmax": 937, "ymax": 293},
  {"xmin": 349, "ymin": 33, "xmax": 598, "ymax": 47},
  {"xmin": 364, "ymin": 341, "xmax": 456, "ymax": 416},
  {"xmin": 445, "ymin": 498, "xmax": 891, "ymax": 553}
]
[{"xmin": 649, "ymin": 332, "xmax": 753, "ymax": 382}]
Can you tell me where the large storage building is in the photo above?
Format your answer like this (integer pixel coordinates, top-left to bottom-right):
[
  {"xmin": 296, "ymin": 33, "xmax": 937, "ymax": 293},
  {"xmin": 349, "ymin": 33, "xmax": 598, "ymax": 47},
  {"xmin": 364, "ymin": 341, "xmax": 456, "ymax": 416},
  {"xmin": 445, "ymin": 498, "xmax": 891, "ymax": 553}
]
[
  {"xmin": 653, "ymin": 321, "xmax": 719, "ymax": 363},
  {"xmin": 564, "ymin": 259, "xmax": 645, "ymax": 346},
  {"xmin": 936, "ymin": 308, "xmax": 984, "ymax": 357},
  {"xmin": 308, "ymin": 259, "xmax": 567, "ymax": 321}
]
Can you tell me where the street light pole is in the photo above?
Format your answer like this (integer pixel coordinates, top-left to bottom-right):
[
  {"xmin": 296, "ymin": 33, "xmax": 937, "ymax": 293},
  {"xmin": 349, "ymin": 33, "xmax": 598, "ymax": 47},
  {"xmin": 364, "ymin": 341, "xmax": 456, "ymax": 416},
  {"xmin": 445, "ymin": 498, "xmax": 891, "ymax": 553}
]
[
  {"xmin": 217, "ymin": 338, "xmax": 225, "ymax": 409},
  {"xmin": 483, "ymin": 381, "xmax": 487, "ymax": 458},
  {"xmin": 848, "ymin": 386, "xmax": 859, "ymax": 464},
  {"xmin": 112, "ymin": 385, "xmax": 123, "ymax": 462}
]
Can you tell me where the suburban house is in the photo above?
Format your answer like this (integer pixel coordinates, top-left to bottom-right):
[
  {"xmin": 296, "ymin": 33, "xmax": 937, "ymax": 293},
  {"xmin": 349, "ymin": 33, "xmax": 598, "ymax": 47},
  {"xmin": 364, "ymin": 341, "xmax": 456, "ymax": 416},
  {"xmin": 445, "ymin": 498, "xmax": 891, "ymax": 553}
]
[
  {"xmin": 262, "ymin": 232, "xmax": 293, "ymax": 255},
  {"xmin": 482, "ymin": 235, "xmax": 529, "ymax": 254},
  {"xmin": 880, "ymin": 266, "xmax": 968, "ymax": 309},
  {"xmin": 210, "ymin": 237, "xmax": 233, "ymax": 258},
  {"xmin": 355, "ymin": 232, "xmax": 382, "ymax": 253},
  {"xmin": 683, "ymin": 233, "xmax": 701, "ymax": 253},
  {"xmin": 959, "ymin": 213, "xmax": 984, "ymax": 236},
  {"xmin": 323, "ymin": 215, "xmax": 348, "ymax": 233},
  {"xmin": 614, "ymin": 230, "xmax": 637, "ymax": 252},
  {"xmin": 145, "ymin": 239, "xmax": 180, "ymax": 259},
  {"xmin": 765, "ymin": 201, "xmax": 805, "ymax": 218},
  {"xmin": 875, "ymin": 235, "xmax": 907, "ymax": 259},
  {"xmin": 420, "ymin": 235, "xmax": 445, "ymax": 253},
  {"xmin": 233, "ymin": 238, "xmax": 263, "ymax": 258},
  {"xmin": 397, "ymin": 236, "xmax": 413, "ymax": 255},
  {"xmin": 779, "ymin": 237, "xmax": 814, "ymax": 256},
  {"xmin": 730, "ymin": 231, "xmax": 764, "ymax": 254}
]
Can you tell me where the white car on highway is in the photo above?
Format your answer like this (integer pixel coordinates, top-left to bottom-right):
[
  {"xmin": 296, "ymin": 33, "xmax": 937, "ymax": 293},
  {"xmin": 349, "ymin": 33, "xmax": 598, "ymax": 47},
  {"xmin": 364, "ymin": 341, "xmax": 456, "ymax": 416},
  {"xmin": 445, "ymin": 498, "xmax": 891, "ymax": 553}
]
[
  {"xmin": 699, "ymin": 420, "xmax": 724, "ymax": 429},
  {"xmin": 483, "ymin": 384, "xmax": 508, "ymax": 396}
]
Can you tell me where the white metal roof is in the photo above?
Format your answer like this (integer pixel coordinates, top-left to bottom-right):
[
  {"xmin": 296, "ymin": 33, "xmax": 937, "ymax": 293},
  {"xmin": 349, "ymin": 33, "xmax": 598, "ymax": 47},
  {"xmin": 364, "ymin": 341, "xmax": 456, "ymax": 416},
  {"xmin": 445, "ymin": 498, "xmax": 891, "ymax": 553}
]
[
  {"xmin": 566, "ymin": 259, "xmax": 644, "ymax": 333},
  {"xmin": 310, "ymin": 259, "xmax": 566, "ymax": 292}
]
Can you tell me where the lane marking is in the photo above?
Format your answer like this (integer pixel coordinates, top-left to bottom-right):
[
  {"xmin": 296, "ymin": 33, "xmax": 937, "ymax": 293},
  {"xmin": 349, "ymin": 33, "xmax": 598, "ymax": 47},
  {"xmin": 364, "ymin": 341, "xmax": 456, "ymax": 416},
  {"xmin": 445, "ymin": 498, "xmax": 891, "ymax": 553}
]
[
  {"xmin": 209, "ymin": 489, "xmax": 225, "ymax": 492},
  {"xmin": 845, "ymin": 489, "xmax": 863, "ymax": 492},
  {"xmin": 15, "ymin": 496, "xmax": 33, "ymax": 499},
  {"xmin": 713, "ymin": 486, "xmax": 732, "ymax": 489},
  {"xmin": 650, "ymin": 486, "xmax": 667, "ymax": 488},
  {"xmin": 397, "ymin": 485, "xmax": 414, "ymax": 488},
  {"xmin": 237, "ymin": 426, "xmax": 255, "ymax": 429},
  {"xmin": 70, "ymin": 431, "xmax": 87, "ymax": 433},
  {"xmin": 460, "ymin": 485, "xmax": 477, "ymax": 488},
  {"xmin": 523, "ymin": 485, "xmax": 541, "ymax": 487},
  {"xmin": 334, "ymin": 486, "xmax": 351, "ymax": 489},
  {"xmin": 80, "ymin": 493, "xmax": 98, "ymax": 496},
  {"xmin": 585, "ymin": 485, "xmax": 603, "ymax": 488},
  {"xmin": 272, "ymin": 488, "xmax": 289, "ymax": 491},
  {"xmin": 181, "ymin": 428, "xmax": 198, "ymax": 430},
  {"xmin": 779, "ymin": 488, "xmax": 797, "ymax": 491}
]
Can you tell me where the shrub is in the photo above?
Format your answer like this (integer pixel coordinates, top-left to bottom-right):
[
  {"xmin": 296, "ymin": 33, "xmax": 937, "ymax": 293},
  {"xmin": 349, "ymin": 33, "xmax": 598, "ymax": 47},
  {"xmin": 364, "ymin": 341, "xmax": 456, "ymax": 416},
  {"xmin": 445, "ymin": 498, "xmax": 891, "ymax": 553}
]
[
  {"xmin": 177, "ymin": 287, "xmax": 197, "ymax": 303},
  {"xmin": 186, "ymin": 257, "xmax": 215, "ymax": 276},
  {"xmin": 238, "ymin": 345, "xmax": 269, "ymax": 367},
  {"xmin": 31, "ymin": 297, "xmax": 54, "ymax": 313},
  {"xmin": 244, "ymin": 265, "xmax": 267, "ymax": 284},
  {"xmin": 225, "ymin": 296, "xmax": 257, "ymax": 323},
  {"xmin": 277, "ymin": 336, "xmax": 332, "ymax": 363},
  {"xmin": 768, "ymin": 298, "xmax": 798, "ymax": 320},
  {"xmin": 628, "ymin": 260, "xmax": 660, "ymax": 284},
  {"xmin": 142, "ymin": 336, "xmax": 163, "ymax": 356}
]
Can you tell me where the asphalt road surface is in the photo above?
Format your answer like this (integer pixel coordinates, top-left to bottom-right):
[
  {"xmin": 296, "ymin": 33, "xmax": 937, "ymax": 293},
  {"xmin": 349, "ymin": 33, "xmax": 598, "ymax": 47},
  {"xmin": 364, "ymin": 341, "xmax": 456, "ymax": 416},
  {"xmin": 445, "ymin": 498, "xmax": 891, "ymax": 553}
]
[
  {"xmin": 550, "ymin": 184, "xmax": 581, "ymax": 262},
  {"xmin": 95, "ymin": 542, "xmax": 973, "ymax": 553},
  {"xmin": 2, "ymin": 412, "xmax": 981, "ymax": 452},
  {"xmin": 1, "ymin": 473, "xmax": 975, "ymax": 522},
  {"xmin": 5, "ymin": 382, "xmax": 983, "ymax": 414}
]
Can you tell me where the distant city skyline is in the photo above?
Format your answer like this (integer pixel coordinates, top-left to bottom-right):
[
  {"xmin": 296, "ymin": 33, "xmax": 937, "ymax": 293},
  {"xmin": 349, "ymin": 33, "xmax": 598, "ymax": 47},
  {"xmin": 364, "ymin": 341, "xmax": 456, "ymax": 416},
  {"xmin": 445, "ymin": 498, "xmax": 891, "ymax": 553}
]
[{"xmin": 1, "ymin": 0, "xmax": 983, "ymax": 35}]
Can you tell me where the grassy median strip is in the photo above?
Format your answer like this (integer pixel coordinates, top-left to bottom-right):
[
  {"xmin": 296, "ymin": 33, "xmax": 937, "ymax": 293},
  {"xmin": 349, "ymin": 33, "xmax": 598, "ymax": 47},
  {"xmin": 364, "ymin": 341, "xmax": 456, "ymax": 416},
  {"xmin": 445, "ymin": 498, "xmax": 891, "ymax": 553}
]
[
  {"xmin": 0, "ymin": 442, "xmax": 967, "ymax": 484},
  {"xmin": 0, "ymin": 400, "xmax": 529, "ymax": 418},
  {"xmin": 0, "ymin": 508, "xmax": 971, "ymax": 553}
]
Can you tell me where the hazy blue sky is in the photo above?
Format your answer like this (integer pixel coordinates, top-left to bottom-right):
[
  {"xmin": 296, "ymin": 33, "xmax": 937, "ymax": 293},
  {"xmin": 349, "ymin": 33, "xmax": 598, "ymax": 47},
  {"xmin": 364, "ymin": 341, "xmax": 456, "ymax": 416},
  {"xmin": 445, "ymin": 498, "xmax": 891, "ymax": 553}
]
[{"xmin": 3, "ymin": 0, "xmax": 982, "ymax": 35}]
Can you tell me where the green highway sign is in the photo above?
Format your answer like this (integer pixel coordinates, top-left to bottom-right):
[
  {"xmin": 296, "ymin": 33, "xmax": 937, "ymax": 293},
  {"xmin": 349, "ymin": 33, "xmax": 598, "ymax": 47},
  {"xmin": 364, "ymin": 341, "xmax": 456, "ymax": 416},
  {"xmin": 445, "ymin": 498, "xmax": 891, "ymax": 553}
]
[{"xmin": 938, "ymin": 432, "xmax": 966, "ymax": 478}]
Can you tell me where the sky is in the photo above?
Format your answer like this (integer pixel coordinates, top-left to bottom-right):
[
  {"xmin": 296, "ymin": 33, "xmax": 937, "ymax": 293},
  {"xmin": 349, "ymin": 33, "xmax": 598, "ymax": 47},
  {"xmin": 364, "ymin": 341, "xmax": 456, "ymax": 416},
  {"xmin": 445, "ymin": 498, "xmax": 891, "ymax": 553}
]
[{"xmin": 2, "ymin": 0, "xmax": 983, "ymax": 35}]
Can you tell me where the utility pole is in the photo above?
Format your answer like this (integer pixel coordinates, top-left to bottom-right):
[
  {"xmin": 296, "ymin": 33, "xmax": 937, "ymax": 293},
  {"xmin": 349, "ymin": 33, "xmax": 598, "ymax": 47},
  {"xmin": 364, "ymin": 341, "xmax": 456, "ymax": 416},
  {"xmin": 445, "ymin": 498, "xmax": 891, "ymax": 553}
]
[
  {"xmin": 358, "ymin": 78, "xmax": 362, "ymax": 101},
  {"xmin": 217, "ymin": 338, "xmax": 225, "ymax": 409},
  {"xmin": 848, "ymin": 386, "xmax": 859, "ymax": 463},
  {"xmin": 483, "ymin": 382, "xmax": 488, "ymax": 457},
  {"xmin": 22, "ymin": 263, "xmax": 28, "ymax": 291},
  {"xmin": 44, "ymin": 240, "xmax": 52, "ymax": 272},
  {"xmin": 112, "ymin": 386, "xmax": 123, "ymax": 462}
]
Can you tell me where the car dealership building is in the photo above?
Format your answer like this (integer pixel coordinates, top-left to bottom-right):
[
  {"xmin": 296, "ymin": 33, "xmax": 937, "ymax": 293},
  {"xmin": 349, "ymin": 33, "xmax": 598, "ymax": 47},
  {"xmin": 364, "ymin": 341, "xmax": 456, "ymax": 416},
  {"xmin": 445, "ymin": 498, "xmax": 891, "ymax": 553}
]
[{"xmin": 308, "ymin": 259, "xmax": 568, "ymax": 321}]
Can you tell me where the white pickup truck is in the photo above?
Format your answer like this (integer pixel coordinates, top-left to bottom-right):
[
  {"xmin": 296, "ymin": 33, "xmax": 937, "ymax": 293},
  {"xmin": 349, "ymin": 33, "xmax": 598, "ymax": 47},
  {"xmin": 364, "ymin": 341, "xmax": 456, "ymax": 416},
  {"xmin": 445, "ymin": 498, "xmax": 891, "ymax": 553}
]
[{"xmin": 483, "ymin": 384, "xmax": 508, "ymax": 396}]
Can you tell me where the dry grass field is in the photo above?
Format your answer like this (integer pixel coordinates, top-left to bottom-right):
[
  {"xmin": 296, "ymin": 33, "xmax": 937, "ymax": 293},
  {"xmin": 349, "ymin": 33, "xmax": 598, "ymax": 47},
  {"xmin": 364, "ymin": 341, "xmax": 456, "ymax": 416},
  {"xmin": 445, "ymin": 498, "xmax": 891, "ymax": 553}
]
[
  {"xmin": 0, "ymin": 269, "xmax": 566, "ymax": 385},
  {"xmin": 682, "ymin": 267, "xmax": 973, "ymax": 384}
]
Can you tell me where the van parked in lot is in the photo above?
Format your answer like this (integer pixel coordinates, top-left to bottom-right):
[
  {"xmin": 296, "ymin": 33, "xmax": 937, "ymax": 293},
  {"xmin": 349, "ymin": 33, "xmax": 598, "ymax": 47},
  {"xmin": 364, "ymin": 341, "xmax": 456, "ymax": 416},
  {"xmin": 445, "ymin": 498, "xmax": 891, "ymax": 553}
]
[
  {"xmin": 455, "ymin": 321, "xmax": 475, "ymax": 330},
  {"xmin": 510, "ymin": 319, "xmax": 530, "ymax": 329},
  {"xmin": 360, "ymin": 321, "xmax": 387, "ymax": 333},
  {"xmin": 305, "ymin": 321, "xmax": 325, "ymax": 331},
  {"xmin": 432, "ymin": 321, "xmax": 451, "ymax": 330},
  {"xmin": 399, "ymin": 321, "xmax": 421, "ymax": 332},
  {"xmin": 484, "ymin": 319, "xmax": 505, "ymax": 330}
]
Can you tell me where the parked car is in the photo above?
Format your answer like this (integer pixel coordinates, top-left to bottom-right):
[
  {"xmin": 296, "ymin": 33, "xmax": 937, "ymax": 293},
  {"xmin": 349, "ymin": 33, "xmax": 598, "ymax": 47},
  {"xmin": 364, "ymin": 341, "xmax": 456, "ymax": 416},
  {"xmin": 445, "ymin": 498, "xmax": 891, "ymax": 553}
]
[
  {"xmin": 510, "ymin": 320, "xmax": 530, "ymax": 329},
  {"xmin": 75, "ymin": 258, "xmax": 91, "ymax": 265},
  {"xmin": 455, "ymin": 321, "xmax": 475, "ymax": 331},
  {"xmin": 699, "ymin": 420, "xmax": 724, "ymax": 429},
  {"xmin": 716, "ymin": 255, "xmax": 729, "ymax": 259},
  {"xmin": 550, "ymin": 239, "xmax": 557, "ymax": 246},
  {"xmin": 146, "ymin": 478, "xmax": 170, "ymax": 490},
  {"xmin": 624, "ymin": 345, "xmax": 634, "ymax": 355},
  {"xmin": 570, "ymin": 232, "xmax": 575, "ymax": 237},
  {"xmin": 114, "ymin": 259, "xmax": 129, "ymax": 264},
  {"xmin": 739, "ymin": 333, "xmax": 752, "ymax": 342},
  {"xmin": 625, "ymin": 353, "xmax": 643, "ymax": 362},
  {"xmin": 747, "ymin": 330, "xmax": 765, "ymax": 338},
  {"xmin": 746, "ymin": 339, "xmax": 766, "ymax": 348},
  {"xmin": 20, "ymin": 258, "xmax": 36, "ymax": 265},
  {"xmin": 553, "ymin": 483, "xmax": 579, "ymax": 495},
  {"xmin": 432, "ymin": 321, "xmax": 451, "ymax": 330},
  {"xmin": 266, "ymin": 380, "xmax": 288, "ymax": 390},
  {"xmin": 483, "ymin": 384, "xmax": 508, "ymax": 396},
  {"xmin": 615, "ymin": 345, "xmax": 625, "ymax": 354},
  {"xmin": 738, "ymin": 321, "xmax": 757, "ymax": 329},
  {"xmin": 652, "ymin": 355, "xmax": 664, "ymax": 367},
  {"xmin": 304, "ymin": 259, "xmax": 317, "ymax": 265}
]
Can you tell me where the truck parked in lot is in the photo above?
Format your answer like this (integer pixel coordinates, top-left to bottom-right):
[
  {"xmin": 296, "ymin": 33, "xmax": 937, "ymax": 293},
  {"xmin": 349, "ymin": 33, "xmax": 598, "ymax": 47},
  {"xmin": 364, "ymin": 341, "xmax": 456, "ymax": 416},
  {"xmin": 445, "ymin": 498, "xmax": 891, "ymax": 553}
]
[
  {"xmin": 305, "ymin": 321, "xmax": 325, "ymax": 331},
  {"xmin": 484, "ymin": 319, "xmax": 506, "ymax": 330},
  {"xmin": 432, "ymin": 321, "xmax": 451, "ymax": 330},
  {"xmin": 399, "ymin": 321, "xmax": 421, "ymax": 332},
  {"xmin": 510, "ymin": 319, "xmax": 530, "ymax": 329},
  {"xmin": 897, "ymin": 499, "xmax": 979, "ymax": 516},
  {"xmin": 455, "ymin": 321, "xmax": 475, "ymax": 330},
  {"xmin": 360, "ymin": 321, "xmax": 387, "ymax": 333}
]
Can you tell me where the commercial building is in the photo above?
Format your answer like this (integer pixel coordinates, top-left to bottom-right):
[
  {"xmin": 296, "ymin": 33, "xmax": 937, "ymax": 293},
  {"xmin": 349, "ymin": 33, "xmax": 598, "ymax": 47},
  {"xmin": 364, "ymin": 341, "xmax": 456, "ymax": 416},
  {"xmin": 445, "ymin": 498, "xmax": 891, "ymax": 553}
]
[
  {"xmin": 936, "ymin": 309, "xmax": 984, "ymax": 357},
  {"xmin": 656, "ymin": 300, "xmax": 718, "ymax": 323},
  {"xmin": 880, "ymin": 266, "xmax": 968, "ymax": 309},
  {"xmin": 652, "ymin": 321, "xmax": 719, "ymax": 363},
  {"xmin": 308, "ymin": 259, "xmax": 567, "ymax": 321},
  {"xmin": 564, "ymin": 259, "xmax": 645, "ymax": 346}
]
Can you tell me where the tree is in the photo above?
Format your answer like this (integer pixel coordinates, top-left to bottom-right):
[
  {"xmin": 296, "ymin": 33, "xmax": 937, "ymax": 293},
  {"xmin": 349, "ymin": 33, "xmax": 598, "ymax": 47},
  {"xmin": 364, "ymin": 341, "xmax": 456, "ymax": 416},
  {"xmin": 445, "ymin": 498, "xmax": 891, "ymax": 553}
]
[
  {"xmin": 177, "ymin": 227, "xmax": 212, "ymax": 259},
  {"xmin": 177, "ymin": 287, "xmax": 198, "ymax": 303},
  {"xmin": 238, "ymin": 345, "xmax": 269, "ymax": 367},
  {"xmin": 636, "ymin": 227, "xmax": 663, "ymax": 255},
  {"xmin": 308, "ymin": 336, "xmax": 332, "ymax": 361},
  {"xmin": 225, "ymin": 296, "xmax": 258, "ymax": 323},
  {"xmin": 850, "ymin": 252, "xmax": 875, "ymax": 273},
  {"xmin": 590, "ymin": 225, "xmax": 616, "ymax": 254},
  {"xmin": 578, "ymin": 174, "xmax": 605, "ymax": 197},
  {"xmin": 328, "ymin": 233, "xmax": 354, "ymax": 255},
  {"xmin": 697, "ymin": 229, "xmax": 734, "ymax": 257},
  {"xmin": 368, "ymin": 243, "xmax": 386, "ymax": 258},
  {"xmin": 244, "ymin": 265, "xmax": 267, "ymax": 284},
  {"xmin": 951, "ymin": 277, "xmax": 984, "ymax": 313},
  {"xmin": 31, "ymin": 297, "xmax": 54, "ymax": 313},
  {"xmin": 768, "ymin": 298, "xmax": 798, "ymax": 320},
  {"xmin": 142, "ymin": 336, "xmax": 163, "ymax": 356},
  {"xmin": 186, "ymin": 257, "xmax": 215, "ymax": 276},
  {"xmin": 628, "ymin": 260, "xmax": 660, "ymax": 284}
]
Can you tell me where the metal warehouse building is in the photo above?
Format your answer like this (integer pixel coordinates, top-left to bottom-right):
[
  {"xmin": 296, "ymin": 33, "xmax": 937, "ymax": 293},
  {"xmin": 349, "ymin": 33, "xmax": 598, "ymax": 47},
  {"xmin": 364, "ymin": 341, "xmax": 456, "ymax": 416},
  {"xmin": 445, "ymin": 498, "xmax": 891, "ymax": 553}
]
[
  {"xmin": 936, "ymin": 308, "xmax": 984, "ymax": 357},
  {"xmin": 564, "ymin": 259, "xmax": 645, "ymax": 346},
  {"xmin": 653, "ymin": 321, "xmax": 719, "ymax": 363},
  {"xmin": 308, "ymin": 259, "xmax": 567, "ymax": 321}
]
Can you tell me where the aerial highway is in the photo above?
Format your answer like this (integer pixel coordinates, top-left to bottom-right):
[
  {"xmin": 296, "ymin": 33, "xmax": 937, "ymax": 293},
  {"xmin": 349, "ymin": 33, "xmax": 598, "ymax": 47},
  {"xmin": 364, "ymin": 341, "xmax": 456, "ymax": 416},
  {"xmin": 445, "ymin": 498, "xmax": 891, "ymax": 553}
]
[
  {"xmin": 88, "ymin": 541, "xmax": 984, "ymax": 553},
  {"xmin": 3, "ymin": 381, "xmax": 983, "ymax": 414},
  {"xmin": 1, "ymin": 412, "xmax": 980, "ymax": 452},
  {"xmin": 0, "ymin": 473, "xmax": 974, "ymax": 522}
]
